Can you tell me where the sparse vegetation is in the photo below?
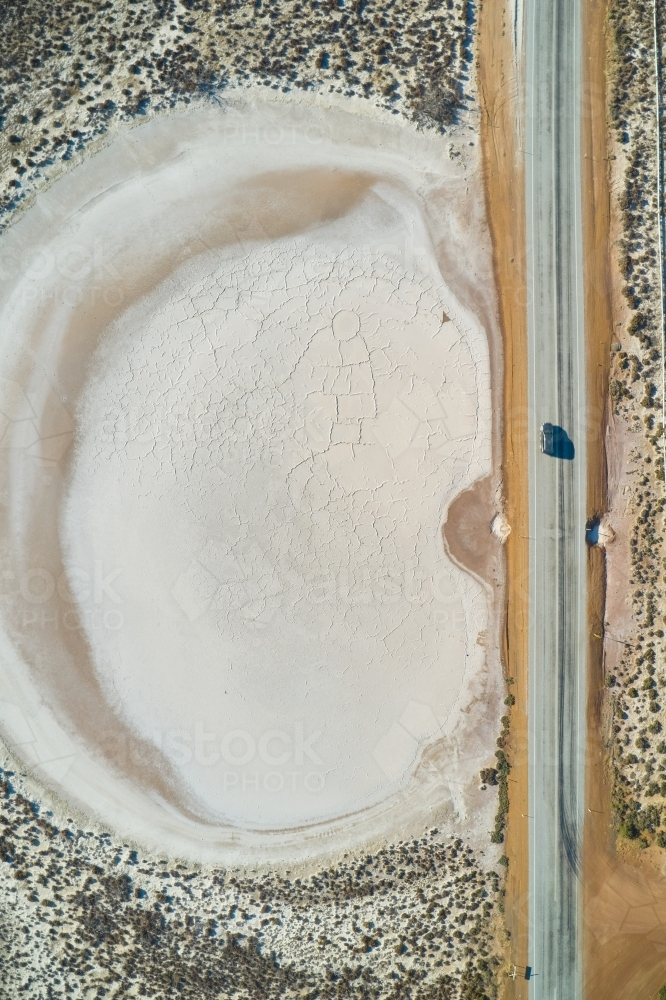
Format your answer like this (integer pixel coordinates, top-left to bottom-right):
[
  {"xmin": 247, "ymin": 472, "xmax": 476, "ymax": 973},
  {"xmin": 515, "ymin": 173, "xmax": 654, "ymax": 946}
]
[
  {"xmin": 0, "ymin": 0, "xmax": 474, "ymax": 227},
  {"xmin": 490, "ymin": 715, "xmax": 511, "ymax": 844},
  {"xmin": 606, "ymin": 0, "xmax": 666, "ymax": 848},
  {"xmin": 0, "ymin": 763, "xmax": 501, "ymax": 999}
]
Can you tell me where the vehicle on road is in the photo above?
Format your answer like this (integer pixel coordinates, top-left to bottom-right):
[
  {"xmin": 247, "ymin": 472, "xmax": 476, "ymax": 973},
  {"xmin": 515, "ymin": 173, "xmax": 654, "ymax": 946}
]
[
  {"xmin": 540, "ymin": 422, "xmax": 555, "ymax": 455},
  {"xmin": 540, "ymin": 422, "xmax": 575, "ymax": 460}
]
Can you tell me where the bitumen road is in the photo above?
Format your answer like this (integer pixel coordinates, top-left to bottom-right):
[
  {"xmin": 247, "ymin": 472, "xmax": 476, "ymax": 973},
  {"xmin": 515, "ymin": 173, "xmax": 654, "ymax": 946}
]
[{"xmin": 524, "ymin": 0, "xmax": 588, "ymax": 996}]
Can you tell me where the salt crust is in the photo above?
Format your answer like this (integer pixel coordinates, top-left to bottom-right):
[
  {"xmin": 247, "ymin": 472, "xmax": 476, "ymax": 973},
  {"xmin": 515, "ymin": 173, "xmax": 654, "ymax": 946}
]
[{"xmin": 0, "ymin": 97, "xmax": 496, "ymax": 861}]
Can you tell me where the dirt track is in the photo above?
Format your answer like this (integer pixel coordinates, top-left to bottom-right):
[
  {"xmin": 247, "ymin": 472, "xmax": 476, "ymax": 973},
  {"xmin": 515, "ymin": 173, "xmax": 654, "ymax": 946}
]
[{"xmin": 477, "ymin": 0, "xmax": 529, "ymax": 992}]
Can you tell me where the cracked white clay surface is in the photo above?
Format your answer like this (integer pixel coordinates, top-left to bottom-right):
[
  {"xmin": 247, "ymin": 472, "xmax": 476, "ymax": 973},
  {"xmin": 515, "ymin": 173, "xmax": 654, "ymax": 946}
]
[{"xmin": 0, "ymin": 97, "xmax": 496, "ymax": 860}]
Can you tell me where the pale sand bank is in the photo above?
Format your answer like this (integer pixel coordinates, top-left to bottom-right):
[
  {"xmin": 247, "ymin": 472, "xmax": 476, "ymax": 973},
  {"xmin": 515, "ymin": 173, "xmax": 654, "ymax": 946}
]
[{"xmin": 0, "ymin": 96, "xmax": 502, "ymax": 862}]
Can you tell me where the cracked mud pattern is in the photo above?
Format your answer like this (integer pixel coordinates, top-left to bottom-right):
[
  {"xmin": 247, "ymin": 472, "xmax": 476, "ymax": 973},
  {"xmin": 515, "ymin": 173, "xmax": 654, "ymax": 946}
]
[
  {"xmin": 63, "ymin": 220, "xmax": 484, "ymax": 828},
  {"xmin": 0, "ymin": 111, "xmax": 496, "ymax": 849}
]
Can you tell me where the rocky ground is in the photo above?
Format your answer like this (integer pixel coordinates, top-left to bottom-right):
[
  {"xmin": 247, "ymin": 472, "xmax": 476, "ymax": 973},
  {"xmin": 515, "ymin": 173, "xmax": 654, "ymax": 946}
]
[{"xmin": 604, "ymin": 0, "xmax": 666, "ymax": 849}]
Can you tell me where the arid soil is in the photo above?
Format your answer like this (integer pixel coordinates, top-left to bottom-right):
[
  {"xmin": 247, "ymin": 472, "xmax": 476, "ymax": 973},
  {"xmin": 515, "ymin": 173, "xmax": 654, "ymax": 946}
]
[
  {"xmin": 477, "ymin": 0, "xmax": 529, "ymax": 992},
  {"xmin": 585, "ymin": 605, "xmax": 666, "ymax": 1000},
  {"xmin": 583, "ymin": 0, "xmax": 666, "ymax": 997},
  {"xmin": 603, "ymin": 0, "xmax": 666, "ymax": 827},
  {"xmin": 443, "ymin": 476, "xmax": 503, "ymax": 586}
]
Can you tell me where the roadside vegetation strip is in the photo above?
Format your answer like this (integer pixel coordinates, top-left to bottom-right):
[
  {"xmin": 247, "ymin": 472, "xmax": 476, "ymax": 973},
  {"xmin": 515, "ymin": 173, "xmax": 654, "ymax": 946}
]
[
  {"xmin": 604, "ymin": 0, "xmax": 666, "ymax": 846},
  {"xmin": 490, "ymin": 711, "xmax": 512, "ymax": 847},
  {"xmin": 653, "ymin": 0, "xmax": 666, "ymax": 479}
]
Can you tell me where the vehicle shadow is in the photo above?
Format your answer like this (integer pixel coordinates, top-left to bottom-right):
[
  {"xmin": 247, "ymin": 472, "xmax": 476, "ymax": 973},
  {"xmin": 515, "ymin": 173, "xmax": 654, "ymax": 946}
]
[{"xmin": 551, "ymin": 425, "xmax": 575, "ymax": 460}]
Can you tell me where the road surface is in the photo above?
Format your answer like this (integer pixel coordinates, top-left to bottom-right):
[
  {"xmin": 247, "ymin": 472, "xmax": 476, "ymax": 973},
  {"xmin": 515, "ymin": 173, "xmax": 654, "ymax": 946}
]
[{"xmin": 524, "ymin": 0, "xmax": 587, "ymax": 995}]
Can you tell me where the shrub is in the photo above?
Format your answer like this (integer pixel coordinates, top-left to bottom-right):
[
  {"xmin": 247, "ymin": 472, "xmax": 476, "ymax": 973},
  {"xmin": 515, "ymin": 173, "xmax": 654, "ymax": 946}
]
[
  {"xmin": 491, "ymin": 752, "xmax": 510, "ymax": 843},
  {"xmin": 611, "ymin": 379, "xmax": 630, "ymax": 402},
  {"xmin": 619, "ymin": 819, "xmax": 639, "ymax": 839},
  {"xmin": 479, "ymin": 768, "xmax": 497, "ymax": 786},
  {"xmin": 628, "ymin": 311, "xmax": 647, "ymax": 336},
  {"xmin": 637, "ymin": 804, "xmax": 662, "ymax": 834},
  {"xmin": 641, "ymin": 383, "xmax": 657, "ymax": 408}
]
